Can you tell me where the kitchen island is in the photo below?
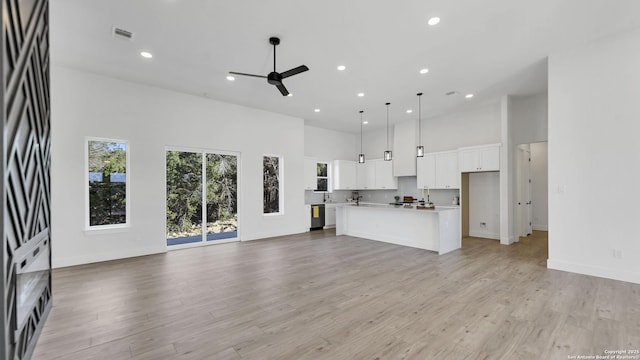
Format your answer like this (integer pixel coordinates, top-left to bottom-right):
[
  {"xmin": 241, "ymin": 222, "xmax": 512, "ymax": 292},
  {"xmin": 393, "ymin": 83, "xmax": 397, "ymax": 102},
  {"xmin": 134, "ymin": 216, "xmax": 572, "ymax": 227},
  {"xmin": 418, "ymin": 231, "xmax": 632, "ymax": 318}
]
[{"xmin": 335, "ymin": 203, "xmax": 461, "ymax": 255}]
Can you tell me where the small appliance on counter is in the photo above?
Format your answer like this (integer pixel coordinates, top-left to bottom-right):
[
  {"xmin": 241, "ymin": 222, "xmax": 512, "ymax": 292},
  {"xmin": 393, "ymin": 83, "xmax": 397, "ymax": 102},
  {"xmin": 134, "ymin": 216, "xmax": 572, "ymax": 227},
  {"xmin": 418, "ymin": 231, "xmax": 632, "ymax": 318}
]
[
  {"xmin": 389, "ymin": 195, "xmax": 403, "ymax": 206},
  {"xmin": 402, "ymin": 196, "xmax": 416, "ymax": 208}
]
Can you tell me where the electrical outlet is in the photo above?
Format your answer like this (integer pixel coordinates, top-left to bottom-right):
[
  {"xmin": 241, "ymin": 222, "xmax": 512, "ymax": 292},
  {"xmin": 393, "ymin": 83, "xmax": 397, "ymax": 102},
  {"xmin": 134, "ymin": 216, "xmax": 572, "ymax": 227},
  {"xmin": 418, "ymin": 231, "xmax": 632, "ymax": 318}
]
[{"xmin": 613, "ymin": 249, "xmax": 623, "ymax": 259}]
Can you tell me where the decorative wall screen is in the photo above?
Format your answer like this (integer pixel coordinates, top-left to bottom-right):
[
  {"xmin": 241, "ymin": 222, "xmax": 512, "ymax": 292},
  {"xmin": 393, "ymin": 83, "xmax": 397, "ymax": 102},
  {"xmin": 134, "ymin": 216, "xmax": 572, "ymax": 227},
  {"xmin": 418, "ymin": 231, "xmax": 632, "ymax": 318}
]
[{"xmin": 2, "ymin": 0, "xmax": 52, "ymax": 359}]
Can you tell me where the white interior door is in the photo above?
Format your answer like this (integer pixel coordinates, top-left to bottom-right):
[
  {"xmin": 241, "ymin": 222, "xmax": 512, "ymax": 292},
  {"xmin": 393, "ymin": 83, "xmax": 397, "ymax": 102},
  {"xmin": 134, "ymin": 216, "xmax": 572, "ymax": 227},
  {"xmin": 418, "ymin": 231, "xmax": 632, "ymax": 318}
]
[{"xmin": 516, "ymin": 145, "xmax": 532, "ymax": 237}]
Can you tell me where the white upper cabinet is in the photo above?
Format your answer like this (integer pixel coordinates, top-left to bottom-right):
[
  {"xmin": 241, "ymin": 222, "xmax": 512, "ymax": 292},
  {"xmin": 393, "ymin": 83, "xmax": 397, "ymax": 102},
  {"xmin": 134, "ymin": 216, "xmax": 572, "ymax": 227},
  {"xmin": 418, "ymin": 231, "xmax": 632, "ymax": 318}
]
[
  {"xmin": 355, "ymin": 159, "xmax": 397, "ymax": 190},
  {"xmin": 333, "ymin": 160, "xmax": 357, "ymax": 190},
  {"xmin": 356, "ymin": 161, "xmax": 375, "ymax": 189},
  {"xmin": 435, "ymin": 151, "xmax": 460, "ymax": 189},
  {"xmin": 460, "ymin": 144, "xmax": 500, "ymax": 172},
  {"xmin": 374, "ymin": 159, "xmax": 398, "ymax": 190},
  {"xmin": 416, "ymin": 154, "xmax": 436, "ymax": 189},
  {"xmin": 417, "ymin": 151, "xmax": 459, "ymax": 189},
  {"xmin": 304, "ymin": 157, "xmax": 317, "ymax": 190}
]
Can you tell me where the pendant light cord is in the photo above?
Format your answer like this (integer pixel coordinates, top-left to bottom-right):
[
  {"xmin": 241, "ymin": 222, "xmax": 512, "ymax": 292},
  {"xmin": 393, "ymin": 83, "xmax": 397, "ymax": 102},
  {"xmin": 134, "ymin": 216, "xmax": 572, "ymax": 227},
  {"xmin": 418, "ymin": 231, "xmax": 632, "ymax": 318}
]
[
  {"xmin": 360, "ymin": 110, "xmax": 364, "ymax": 153},
  {"xmin": 417, "ymin": 93, "xmax": 423, "ymax": 146},
  {"xmin": 386, "ymin": 103, "xmax": 390, "ymax": 149}
]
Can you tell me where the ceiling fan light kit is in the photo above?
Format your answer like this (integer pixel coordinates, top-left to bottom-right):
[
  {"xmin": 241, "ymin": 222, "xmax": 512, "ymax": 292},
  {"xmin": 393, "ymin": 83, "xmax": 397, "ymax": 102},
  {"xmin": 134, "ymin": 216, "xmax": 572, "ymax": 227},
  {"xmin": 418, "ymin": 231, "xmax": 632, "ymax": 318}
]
[{"xmin": 229, "ymin": 37, "xmax": 309, "ymax": 96}]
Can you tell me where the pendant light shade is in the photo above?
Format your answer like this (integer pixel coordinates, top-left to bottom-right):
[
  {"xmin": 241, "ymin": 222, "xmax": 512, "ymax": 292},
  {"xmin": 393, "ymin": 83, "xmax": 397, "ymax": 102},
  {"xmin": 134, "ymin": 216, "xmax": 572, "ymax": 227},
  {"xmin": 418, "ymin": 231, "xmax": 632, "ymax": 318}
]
[
  {"xmin": 358, "ymin": 110, "xmax": 365, "ymax": 164},
  {"xmin": 384, "ymin": 102, "xmax": 392, "ymax": 161},
  {"xmin": 416, "ymin": 92, "xmax": 424, "ymax": 157}
]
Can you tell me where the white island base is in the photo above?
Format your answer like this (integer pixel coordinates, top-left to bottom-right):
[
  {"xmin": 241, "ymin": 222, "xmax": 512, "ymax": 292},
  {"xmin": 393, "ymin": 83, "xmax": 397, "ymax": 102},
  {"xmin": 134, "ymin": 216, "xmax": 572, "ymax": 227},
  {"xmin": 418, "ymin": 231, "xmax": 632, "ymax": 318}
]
[{"xmin": 336, "ymin": 204, "xmax": 461, "ymax": 255}]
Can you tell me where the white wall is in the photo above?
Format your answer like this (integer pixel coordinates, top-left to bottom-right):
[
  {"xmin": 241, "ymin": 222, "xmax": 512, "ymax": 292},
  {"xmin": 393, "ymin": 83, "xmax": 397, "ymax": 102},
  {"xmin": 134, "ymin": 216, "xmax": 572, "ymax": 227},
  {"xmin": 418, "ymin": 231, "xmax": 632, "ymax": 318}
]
[
  {"xmin": 468, "ymin": 172, "xmax": 501, "ymax": 239},
  {"xmin": 548, "ymin": 28, "xmax": 640, "ymax": 284},
  {"xmin": 304, "ymin": 125, "xmax": 356, "ymax": 161},
  {"xmin": 51, "ymin": 66, "xmax": 307, "ymax": 268},
  {"xmin": 530, "ymin": 142, "xmax": 548, "ymax": 231},
  {"xmin": 423, "ymin": 103, "xmax": 502, "ymax": 152},
  {"xmin": 511, "ymin": 93, "xmax": 548, "ymax": 146},
  {"xmin": 362, "ymin": 127, "xmax": 393, "ymax": 160}
]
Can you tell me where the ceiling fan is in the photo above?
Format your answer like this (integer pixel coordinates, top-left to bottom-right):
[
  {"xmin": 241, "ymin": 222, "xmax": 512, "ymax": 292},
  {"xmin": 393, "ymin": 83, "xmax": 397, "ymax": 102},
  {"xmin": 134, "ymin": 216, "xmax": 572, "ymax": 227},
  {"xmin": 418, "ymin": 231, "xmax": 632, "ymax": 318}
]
[{"xmin": 229, "ymin": 37, "xmax": 309, "ymax": 96}]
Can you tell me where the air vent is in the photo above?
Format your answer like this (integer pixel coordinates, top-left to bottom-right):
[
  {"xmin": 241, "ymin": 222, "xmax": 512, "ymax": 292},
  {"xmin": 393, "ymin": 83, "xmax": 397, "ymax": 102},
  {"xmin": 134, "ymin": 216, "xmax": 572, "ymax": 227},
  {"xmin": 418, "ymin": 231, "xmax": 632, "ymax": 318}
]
[
  {"xmin": 112, "ymin": 27, "xmax": 134, "ymax": 41},
  {"xmin": 445, "ymin": 91, "xmax": 458, "ymax": 96}
]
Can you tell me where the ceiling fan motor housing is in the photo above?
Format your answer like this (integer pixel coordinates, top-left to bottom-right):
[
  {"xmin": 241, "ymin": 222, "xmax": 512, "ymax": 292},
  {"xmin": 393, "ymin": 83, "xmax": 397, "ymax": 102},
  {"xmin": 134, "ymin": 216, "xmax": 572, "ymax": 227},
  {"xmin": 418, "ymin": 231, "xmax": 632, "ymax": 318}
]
[{"xmin": 267, "ymin": 72, "xmax": 283, "ymax": 86}]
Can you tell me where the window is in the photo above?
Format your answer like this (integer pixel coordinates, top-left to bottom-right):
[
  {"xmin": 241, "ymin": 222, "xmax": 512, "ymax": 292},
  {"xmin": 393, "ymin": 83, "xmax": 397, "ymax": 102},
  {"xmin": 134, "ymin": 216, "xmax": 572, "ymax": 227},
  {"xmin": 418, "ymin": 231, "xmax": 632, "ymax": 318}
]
[
  {"xmin": 316, "ymin": 162, "xmax": 328, "ymax": 191},
  {"xmin": 87, "ymin": 138, "xmax": 129, "ymax": 228},
  {"xmin": 166, "ymin": 149, "xmax": 239, "ymax": 247},
  {"xmin": 263, "ymin": 155, "xmax": 283, "ymax": 215}
]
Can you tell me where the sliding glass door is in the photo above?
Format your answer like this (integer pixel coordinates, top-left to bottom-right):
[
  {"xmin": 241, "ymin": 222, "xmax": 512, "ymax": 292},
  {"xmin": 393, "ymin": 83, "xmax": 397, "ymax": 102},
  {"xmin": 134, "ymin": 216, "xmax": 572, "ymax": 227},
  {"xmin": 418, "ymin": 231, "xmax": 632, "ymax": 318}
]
[{"xmin": 166, "ymin": 149, "xmax": 238, "ymax": 247}]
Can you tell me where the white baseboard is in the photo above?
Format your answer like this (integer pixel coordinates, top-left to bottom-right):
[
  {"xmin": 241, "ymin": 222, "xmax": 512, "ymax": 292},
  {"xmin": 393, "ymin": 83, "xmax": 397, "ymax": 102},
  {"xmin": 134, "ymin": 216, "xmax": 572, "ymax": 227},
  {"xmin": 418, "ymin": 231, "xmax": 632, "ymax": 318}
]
[
  {"xmin": 243, "ymin": 229, "xmax": 307, "ymax": 241},
  {"xmin": 547, "ymin": 259, "xmax": 640, "ymax": 285},
  {"xmin": 54, "ymin": 246, "xmax": 165, "ymax": 269},
  {"xmin": 533, "ymin": 224, "xmax": 548, "ymax": 231},
  {"xmin": 469, "ymin": 230, "xmax": 500, "ymax": 240}
]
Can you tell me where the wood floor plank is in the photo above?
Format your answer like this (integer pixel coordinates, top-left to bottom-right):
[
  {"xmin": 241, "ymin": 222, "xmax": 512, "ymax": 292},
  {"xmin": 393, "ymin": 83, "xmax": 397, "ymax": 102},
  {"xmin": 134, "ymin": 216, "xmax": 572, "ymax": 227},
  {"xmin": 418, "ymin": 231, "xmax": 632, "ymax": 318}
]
[{"xmin": 31, "ymin": 230, "xmax": 640, "ymax": 360}]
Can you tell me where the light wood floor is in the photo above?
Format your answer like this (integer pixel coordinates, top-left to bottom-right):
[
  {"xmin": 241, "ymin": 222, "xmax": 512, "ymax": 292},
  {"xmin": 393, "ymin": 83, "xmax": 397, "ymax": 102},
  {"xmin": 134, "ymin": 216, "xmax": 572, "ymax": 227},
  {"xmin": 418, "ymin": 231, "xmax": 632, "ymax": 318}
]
[{"xmin": 33, "ymin": 231, "xmax": 640, "ymax": 360}]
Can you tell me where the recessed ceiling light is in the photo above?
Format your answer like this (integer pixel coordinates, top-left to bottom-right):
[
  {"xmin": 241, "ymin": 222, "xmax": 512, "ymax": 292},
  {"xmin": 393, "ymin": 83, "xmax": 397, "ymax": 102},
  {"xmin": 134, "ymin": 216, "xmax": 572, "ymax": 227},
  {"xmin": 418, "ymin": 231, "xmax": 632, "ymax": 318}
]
[
  {"xmin": 314, "ymin": 108, "xmax": 320, "ymax": 112},
  {"xmin": 465, "ymin": 94, "xmax": 474, "ymax": 99},
  {"xmin": 357, "ymin": 93, "xmax": 365, "ymax": 97},
  {"xmin": 419, "ymin": 68, "xmax": 429, "ymax": 74},
  {"xmin": 428, "ymin": 17, "xmax": 441, "ymax": 26},
  {"xmin": 406, "ymin": 109, "xmax": 413, "ymax": 114},
  {"xmin": 363, "ymin": 121, "xmax": 369, "ymax": 124},
  {"xmin": 226, "ymin": 75, "xmax": 235, "ymax": 81},
  {"xmin": 140, "ymin": 51, "xmax": 153, "ymax": 59},
  {"xmin": 337, "ymin": 65, "xmax": 346, "ymax": 71}
]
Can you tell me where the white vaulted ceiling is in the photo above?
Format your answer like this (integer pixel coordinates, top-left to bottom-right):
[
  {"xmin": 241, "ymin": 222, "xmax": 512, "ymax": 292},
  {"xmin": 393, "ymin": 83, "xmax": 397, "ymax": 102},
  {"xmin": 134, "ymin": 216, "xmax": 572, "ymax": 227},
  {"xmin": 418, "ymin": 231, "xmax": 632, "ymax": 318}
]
[{"xmin": 50, "ymin": 0, "xmax": 640, "ymax": 133}]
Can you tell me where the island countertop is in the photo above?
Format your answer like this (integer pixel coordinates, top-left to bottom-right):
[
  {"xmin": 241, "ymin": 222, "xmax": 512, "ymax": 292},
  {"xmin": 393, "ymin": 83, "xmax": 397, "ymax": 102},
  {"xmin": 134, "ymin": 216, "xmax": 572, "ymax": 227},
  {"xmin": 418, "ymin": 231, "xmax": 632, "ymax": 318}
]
[
  {"xmin": 336, "ymin": 203, "xmax": 461, "ymax": 254},
  {"xmin": 336, "ymin": 203, "xmax": 459, "ymax": 213}
]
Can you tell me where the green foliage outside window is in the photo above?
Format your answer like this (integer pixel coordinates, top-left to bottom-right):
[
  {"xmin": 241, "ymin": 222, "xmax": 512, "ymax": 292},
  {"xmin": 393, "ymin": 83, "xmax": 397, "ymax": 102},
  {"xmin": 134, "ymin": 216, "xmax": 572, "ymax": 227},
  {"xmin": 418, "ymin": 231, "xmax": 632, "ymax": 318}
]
[
  {"xmin": 166, "ymin": 151, "xmax": 238, "ymax": 240},
  {"xmin": 263, "ymin": 156, "xmax": 280, "ymax": 214},
  {"xmin": 88, "ymin": 140, "xmax": 127, "ymax": 226}
]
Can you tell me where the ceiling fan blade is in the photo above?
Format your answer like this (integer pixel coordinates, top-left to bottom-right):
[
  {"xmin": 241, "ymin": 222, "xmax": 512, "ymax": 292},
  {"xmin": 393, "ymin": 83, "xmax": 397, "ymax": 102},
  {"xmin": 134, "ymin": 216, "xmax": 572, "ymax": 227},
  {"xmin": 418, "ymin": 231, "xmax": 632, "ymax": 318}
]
[
  {"xmin": 229, "ymin": 71, "xmax": 267, "ymax": 79},
  {"xmin": 280, "ymin": 65, "xmax": 309, "ymax": 79},
  {"xmin": 276, "ymin": 84, "xmax": 290, "ymax": 96}
]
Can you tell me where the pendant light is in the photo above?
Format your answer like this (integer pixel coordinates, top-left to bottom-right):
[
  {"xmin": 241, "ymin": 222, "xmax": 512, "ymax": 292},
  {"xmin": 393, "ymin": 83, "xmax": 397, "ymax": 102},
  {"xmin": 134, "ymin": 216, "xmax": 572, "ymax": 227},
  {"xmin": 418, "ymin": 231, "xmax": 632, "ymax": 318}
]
[
  {"xmin": 416, "ymin": 92, "xmax": 424, "ymax": 157},
  {"xmin": 384, "ymin": 102, "xmax": 392, "ymax": 161},
  {"xmin": 358, "ymin": 110, "xmax": 365, "ymax": 164}
]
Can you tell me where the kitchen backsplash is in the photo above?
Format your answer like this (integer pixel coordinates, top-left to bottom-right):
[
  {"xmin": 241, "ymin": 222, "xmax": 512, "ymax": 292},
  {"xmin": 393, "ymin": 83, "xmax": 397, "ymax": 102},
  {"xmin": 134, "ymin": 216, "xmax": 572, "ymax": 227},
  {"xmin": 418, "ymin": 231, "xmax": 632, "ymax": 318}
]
[
  {"xmin": 360, "ymin": 177, "xmax": 460, "ymax": 206},
  {"xmin": 305, "ymin": 190, "xmax": 353, "ymax": 204},
  {"xmin": 305, "ymin": 177, "xmax": 459, "ymax": 206}
]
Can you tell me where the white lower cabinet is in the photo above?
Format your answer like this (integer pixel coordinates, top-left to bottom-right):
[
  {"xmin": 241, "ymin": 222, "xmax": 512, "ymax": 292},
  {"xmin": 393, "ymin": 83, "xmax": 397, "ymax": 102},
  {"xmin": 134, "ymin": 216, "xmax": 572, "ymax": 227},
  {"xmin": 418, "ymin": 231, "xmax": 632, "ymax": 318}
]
[
  {"xmin": 304, "ymin": 204, "xmax": 311, "ymax": 231},
  {"xmin": 325, "ymin": 204, "xmax": 337, "ymax": 228}
]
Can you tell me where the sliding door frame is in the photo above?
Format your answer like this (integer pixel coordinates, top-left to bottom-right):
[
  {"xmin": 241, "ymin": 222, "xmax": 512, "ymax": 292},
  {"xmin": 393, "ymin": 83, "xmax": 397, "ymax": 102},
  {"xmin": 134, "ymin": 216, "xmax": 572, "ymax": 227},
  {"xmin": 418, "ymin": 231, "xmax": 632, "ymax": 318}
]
[{"xmin": 165, "ymin": 146, "xmax": 241, "ymax": 250}]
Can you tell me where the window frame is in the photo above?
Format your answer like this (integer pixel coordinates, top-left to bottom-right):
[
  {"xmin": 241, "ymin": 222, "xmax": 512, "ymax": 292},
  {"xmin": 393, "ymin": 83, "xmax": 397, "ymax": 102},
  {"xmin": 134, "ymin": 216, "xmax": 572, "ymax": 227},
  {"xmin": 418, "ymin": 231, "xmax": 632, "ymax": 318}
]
[
  {"xmin": 85, "ymin": 137, "xmax": 131, "ymax": 231},
  {"xmin": 262, "ymin": 154, "xmax": 284, "ymax": 217},
  {"xmin": 314, "ymin": 160, "xmax": 331, "ymax": 193}
]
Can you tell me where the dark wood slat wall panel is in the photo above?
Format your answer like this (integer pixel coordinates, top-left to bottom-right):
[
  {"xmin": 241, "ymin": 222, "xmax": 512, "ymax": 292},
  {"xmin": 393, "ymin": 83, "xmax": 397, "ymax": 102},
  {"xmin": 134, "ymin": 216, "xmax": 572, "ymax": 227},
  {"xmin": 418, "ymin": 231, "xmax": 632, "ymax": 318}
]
[{"xmin": 2, "ymin": 0, "xmax": 51, "ymax": 359}]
